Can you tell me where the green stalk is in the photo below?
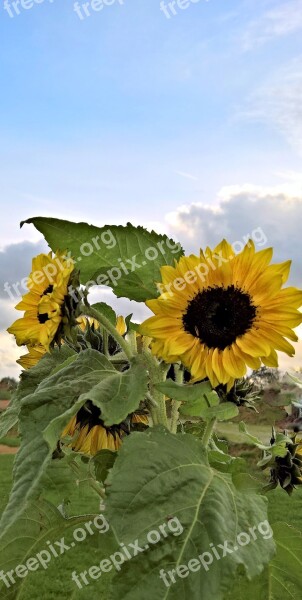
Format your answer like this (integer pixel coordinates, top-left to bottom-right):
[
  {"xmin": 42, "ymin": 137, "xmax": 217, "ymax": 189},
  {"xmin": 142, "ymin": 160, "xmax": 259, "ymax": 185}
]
[
  {"xmin": 201, "ymin": 418, "xmax": 217, "ymax": 447},
  {"xmin": 142, "ymin": 351, "xmax": 168, "ymax": 428},
  {"xmin": 170, "ymin": 363, "xmax": 183, "ymax": 434}
]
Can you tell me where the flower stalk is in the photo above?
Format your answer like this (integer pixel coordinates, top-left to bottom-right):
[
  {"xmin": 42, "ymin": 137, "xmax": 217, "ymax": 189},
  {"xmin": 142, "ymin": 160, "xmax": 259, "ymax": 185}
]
[{"xmin": 201, "ymin": 418, "xmax": 217, "ymax": 448}]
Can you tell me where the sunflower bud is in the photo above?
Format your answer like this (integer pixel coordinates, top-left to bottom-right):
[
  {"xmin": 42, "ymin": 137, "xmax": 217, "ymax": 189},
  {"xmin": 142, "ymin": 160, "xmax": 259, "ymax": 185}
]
[{"xmin": 265, "ymin": 433, "xmax": 302, "ymax": 495}]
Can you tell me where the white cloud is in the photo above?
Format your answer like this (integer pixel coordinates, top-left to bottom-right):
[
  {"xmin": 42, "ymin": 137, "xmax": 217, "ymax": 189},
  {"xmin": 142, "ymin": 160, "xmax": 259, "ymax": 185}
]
[
  {"xmin": 241, "ymin": 58, "xmax": 302, "ymax": 154},
  {"xmin": 166, "ymin": 183, "xmax": 302, "ymax": 284},
  {"xmin": 242, "ymin": 0, "xmax": 302, "ymax": 50},
  {"xmin": 88, "ymin": 287, "xmax": 151, "ymax": 323},
  {"xmin": 0, "ymin": 332, "xmax": 21, "ymax": 380}
]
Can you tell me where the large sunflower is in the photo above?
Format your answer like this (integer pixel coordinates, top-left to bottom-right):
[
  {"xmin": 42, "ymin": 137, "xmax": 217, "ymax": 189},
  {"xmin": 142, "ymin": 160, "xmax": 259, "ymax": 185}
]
[
  {"xmin": 140, "ymin": 240, "xmax": 302, "ymax": 390},
  {"xmin": 61, "ymin": 402, "xmax": 148, "ymax": 456},
  {"xmin": 7, "ymin": 252, "xmax": 74, "ymax": 351}
]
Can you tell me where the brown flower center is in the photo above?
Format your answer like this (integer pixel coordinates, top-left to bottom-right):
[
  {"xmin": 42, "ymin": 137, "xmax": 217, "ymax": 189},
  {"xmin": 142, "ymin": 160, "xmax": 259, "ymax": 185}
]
[{"xmin": 182, "ymin": 284, "xmax": 257, "ymax": 350}]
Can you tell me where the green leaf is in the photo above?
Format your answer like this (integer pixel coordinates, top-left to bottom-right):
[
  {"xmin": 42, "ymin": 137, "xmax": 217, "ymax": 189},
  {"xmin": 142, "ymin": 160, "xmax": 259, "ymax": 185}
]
[
  {"xmin": 168, "ymin": 384, "xmax": 236, "ymax": 422},
  {"xmin": 155, "ymin": 379, "xmax": 214, "ymax": 402},
  {"xmin": 106, "ymin": 427, "xmax": 275, "ymax": 600},
  {"xmin": 49, "ymin": 354, "xmax": 78, "ymax": 375},
  {"xmin": 156, "ymin": 379, "xmax": 220, "ymax": 418},
  {"xmin": 91, "ymin": 302, "xmax": 117, "ymax": 326},
  {"xmin": 80, "ymin": 355, "xmax": 148, "ymax": 426},
  {"xmin": 93, "ymin": 450, "xmax": 117, "ymax": 484},
  {"xmin": 229, "ymin": 522, "xmax": 302, "ymax": 600},
  {"xmin": 0, "ymin": 499, "xmax": 101, "ymax": 600},
  {"xmin": 239, "ymin": 423, "xmax": 289, "ymax": 458},
  {"xmin": 0, "ymin": 350, "xmax": 117, "ymax": 538},
  {"xmin": 0, "ymin": 347, "xmax": 75, "ymax": 438},
  {"xmin": 208, "ymin": 450, "xmax": 246, "ymax": 474},
  {"xmin": 21, "ymin": 217, "xmax": 184, "ymax": 302},
  {"xmin": 202, "ymin": 403, "xmax": 239, "ymax": 421}
]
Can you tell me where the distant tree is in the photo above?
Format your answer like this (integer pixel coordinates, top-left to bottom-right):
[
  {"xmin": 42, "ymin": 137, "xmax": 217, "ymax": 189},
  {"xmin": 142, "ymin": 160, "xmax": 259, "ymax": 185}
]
[
  {"xmin": 0, "ymin": 377, "xmax": 18, "ymax": 391},
  {"xmin": 249, "ymin": 367, "xmax": 280, "ymax": 389}
]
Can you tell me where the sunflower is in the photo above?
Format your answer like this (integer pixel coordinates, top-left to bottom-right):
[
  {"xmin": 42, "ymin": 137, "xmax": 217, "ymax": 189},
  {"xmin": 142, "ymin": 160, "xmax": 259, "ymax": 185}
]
[
  {"xmin": 17, "ymin": 344, "xmax": 46, "ymax": 370},
  {"xmin": 7, "ymin": 252, "xmax": 74, "ymax": 351},
  {"xmin": 140, "ymin": 240, "xmax": 302, "ymax": 390},
  {"xmin": 61, "ymin": 401, "xmax": 148, "ymax": 456}
]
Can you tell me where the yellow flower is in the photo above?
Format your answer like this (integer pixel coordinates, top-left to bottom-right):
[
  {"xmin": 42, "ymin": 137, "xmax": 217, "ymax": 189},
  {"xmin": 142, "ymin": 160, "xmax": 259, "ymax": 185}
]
[
  {"xmin": 140, "ymin": 240, "xmax": 302, "ymax": 390},
  {"xmin": 17, "ymin": 344, "xmax": 46, "ymax": 370},
  {"xmin": 61, "ymin": 403, "xmax": 148, "ymax": 456},
  {"xmin": 116, "ymin": 315, "xmax": 127, "ymax": 336},
  {"xmin": 76, "ymin": 316, "xmax": 100, "ymax": 331},
  {"xmin": 7, "ymin": 252, "xmax": 74, "ymax": 351}
]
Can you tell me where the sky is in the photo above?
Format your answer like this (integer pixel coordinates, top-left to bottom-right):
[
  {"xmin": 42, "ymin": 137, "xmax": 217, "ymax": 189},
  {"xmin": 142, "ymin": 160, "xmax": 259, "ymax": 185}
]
[{"xmin": 1, "ymin": 0, "xmax": 302, "ymax": 377}]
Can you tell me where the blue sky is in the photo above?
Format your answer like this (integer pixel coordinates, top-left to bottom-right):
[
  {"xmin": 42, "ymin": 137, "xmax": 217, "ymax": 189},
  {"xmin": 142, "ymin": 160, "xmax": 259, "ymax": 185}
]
[{"xmin": 1, "ymin": 0, "xmax": 302, "ymax": 375}]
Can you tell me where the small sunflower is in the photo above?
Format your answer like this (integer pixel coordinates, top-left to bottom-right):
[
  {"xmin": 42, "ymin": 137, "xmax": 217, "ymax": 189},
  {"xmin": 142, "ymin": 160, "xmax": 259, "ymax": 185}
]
[
  {"xmin": 17, "ymin": 344, "xmax": 46, "ymax": 370},
  {"xmin": 61, "ymin": 401, "xmax": 148, "ymax": 456},
  {"xmin": 140, "ymin": 240, "xmax": 302, "ymax": 390},
  {"xmin": 7, "ymin": 252, "xmax": 74, "ymax": 351}
]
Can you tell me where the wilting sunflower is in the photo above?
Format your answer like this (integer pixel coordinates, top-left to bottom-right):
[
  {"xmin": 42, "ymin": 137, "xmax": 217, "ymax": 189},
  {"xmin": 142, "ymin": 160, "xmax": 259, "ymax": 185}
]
[
  {"xmin": 140, "ymin": 240, "xmax": 302, "ymax": 390},
  {"xmin": 61, "ymin": 401, "xmax": 148, "ymax": 456},
  {"xmin": 7, "ymin": 252, "xmax": 74, "ymax": 351},
  {"xmin": 17, "ymin": 344, "xmax": 46, "ymax": 369}
]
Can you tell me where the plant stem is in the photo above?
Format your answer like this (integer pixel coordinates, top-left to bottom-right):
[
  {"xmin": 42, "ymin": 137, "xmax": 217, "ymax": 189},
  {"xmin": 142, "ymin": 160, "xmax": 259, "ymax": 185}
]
[
  {"xmin": 81, "ymin": 303, "xmax": 134, "ymax": 361},
  {"xmin": 171, "ymin": 363, "xmax": 183, "ymax": 434},
  {"xmin": 127, "ymin": 330, "xmax": 138, "ymax": 354},
  {"xmin": 69, "ymin": 460, "xmax": 106, "ymax": 499},
  {"xmin": 201, "ymin": 418, "xmax": 217, "ymax": 448},
  {"xmin": 102, "ymin": 328, "xmax": 109, "ymax": 358},
  {"xmin": 142, "ymin": 351, "xmax": 168, "ymax": 428}
]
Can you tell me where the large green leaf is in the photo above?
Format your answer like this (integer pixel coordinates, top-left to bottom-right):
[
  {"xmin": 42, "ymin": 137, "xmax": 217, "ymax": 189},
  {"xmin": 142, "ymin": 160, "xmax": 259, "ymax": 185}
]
[
  {"xmin": 0, "ymin": 347, "xmax": 75, "ymax": 438},
  {"xmin": 229, "ymin": 522, "xmax": 302, "ymax": 600},
  {"xmin": 106, "ymin": 427, "xmax": 275, "ymax": 600},
  {"xmin": 0, "ymin": 350, "xmax": 117, "ymax": 538},
  {"xmin": 80, "ymin": 355, "xmax": 148, "ymax": 426},
  {"xmin": 21, "ymin": 217, "xmax": 184, "ymax": 301},
  {"xmin": 0, "ymin": 499, "xmax": 106, "ymax": 600}
]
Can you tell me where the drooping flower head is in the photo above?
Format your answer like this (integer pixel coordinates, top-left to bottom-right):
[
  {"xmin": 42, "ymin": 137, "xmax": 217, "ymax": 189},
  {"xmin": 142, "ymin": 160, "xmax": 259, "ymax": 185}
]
[
  {"xmin": 8, "ymin": 252, "xmax": 75, "ymax": 351},
  {"xmin": 61, "ymin": 402, "xmax": 149, "ymax": 456},
  {"xmin": 140, "ymin": 240, "xmax": 302, "ymax": 390}
]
